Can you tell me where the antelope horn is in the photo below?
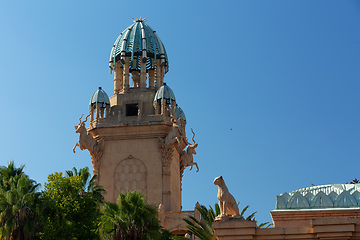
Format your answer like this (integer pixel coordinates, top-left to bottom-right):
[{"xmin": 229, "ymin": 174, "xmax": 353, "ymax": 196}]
[
  {"xmin": 78, "ymin": 114, "xmax": 84, "ymax": 124},
  {"xmin": 191, "ymin": 128, "xmax": 196, "ymax": 144},
  {"xmin": 84, "ymin": 114, "xmax": 91, "ymax": 123}
]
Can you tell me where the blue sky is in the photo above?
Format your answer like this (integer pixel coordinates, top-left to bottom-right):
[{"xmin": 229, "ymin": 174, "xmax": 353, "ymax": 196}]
[{"xmin": 1, "ymin": 1, "xmax": 359, "ymax": 224}]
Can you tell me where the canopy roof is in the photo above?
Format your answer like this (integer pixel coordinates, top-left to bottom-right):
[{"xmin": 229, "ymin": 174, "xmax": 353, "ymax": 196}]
[{"xmin": 89, "ymin": 87, "xmax": 110, "ymax": 108}]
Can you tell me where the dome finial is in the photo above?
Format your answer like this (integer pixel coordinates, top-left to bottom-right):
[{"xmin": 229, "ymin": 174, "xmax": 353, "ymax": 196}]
[{"xmin": 132, "ymin": 17, "xmax": 147, "ymax": 23}]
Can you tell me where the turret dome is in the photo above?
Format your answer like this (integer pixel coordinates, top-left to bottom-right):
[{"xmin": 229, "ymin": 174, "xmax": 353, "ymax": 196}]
[
  {"xmin": 153, "ymin": 83, "xmax": 176, "ymax": 106},
  {"xmin": 109, "ymin": 18, "xmax": 169, "ymax": 73},
  {"xmin": 89, "ymin": 87, "xmax": 110, "ymax": 108},
  {"xmin": 175, "ymin": 105, "xmax": 186, "ymax": 121}
]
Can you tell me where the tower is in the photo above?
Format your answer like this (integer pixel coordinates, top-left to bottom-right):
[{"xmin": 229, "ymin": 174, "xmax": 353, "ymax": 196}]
[{"xmin": 74, "ymin": 18, "xmax": 198, "ymax": 215}]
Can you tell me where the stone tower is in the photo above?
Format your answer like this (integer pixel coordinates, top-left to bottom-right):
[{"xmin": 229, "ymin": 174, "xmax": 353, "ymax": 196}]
[{"xmin": 74, "ymin": 18, "xmax": 198, "ymax": 213}]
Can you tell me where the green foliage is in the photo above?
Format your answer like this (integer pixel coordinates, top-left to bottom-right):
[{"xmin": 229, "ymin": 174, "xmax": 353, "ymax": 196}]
[
  {"xmin": 172, "ymin": 204, "xmax": 218, "ymax": 240},
  {"xmin": 41, "ymin": 167, "xmax": 103, "ymax": 240},
  {"xmin": 238, "ymin": 203, "xmax": 273, "ymax": 228},
  {"xmin": 0, "ymin": 161, "xmax": 41, "ymax": 240},
  {"xmin": 173, "ymin": 203, "xmax": 273, "ymax": 240},
  {"xmin": 99, "ymin": 191, "xmax": 167, "ymax": 240}
]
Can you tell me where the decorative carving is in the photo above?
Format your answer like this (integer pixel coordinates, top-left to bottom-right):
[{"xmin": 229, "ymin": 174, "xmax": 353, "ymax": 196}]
[
  {"xmin": 114, "ymin": 158, "xmax": 147, "ymax": 200},
  {"xmin": 158, "ymin": 137, "xmax": 174, "ymax": 167},
  {"xmin": 213, "ymin": 176, "xmax": 240, "ymax": 221},
  {"xmin": 180, "ymin": 129, "xmax": 199, "ymax": 172},
  {"xmin": 165, "ymin": 110, "xmax": 185, "ymax": 148},
  {"xmin": 73, "ymin": 114, "xmax": 104, "ymax": 175}
]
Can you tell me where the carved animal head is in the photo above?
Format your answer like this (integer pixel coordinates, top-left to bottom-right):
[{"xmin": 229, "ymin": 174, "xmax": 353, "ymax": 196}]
[
  {"xmin": 187, "ymin": 143, "xmax": 198, "ymax": 155},
  {"xmin": 75, "ymin": 114, "xmax": 89, "ymax": 133},
  {"xmin": 213, "ymin": 176, "xmax": 224, "ymax": 186}
]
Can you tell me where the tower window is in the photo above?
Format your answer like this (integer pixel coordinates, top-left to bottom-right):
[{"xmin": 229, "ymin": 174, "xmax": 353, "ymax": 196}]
[{"xmin": 126, "ymin": 103, "xmax": 138, "ymax": 116}]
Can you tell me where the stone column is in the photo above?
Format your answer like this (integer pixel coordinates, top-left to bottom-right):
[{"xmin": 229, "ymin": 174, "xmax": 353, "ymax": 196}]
[
  {"xmin": 155, "ymin": 59, "xmax": 161, "ymax": 89},
  {"xmin": 132, "ymin": 71, "xmax": 140, "ymax": 88},
  {"xmin": 105, "ymin": 105, "xmax": 110, "ymax": 118},
  {"xmin": 100, "ymin": 107, "xmax": 105, "ymax": 118},
  {"xmin": 114, "ymin": 64, "xmax": 123, "ymax": 94},
  {"xmin": 162, "ymin": 165, "xmax": 171, "ymax": 211},
  {"xmin": 148, "ymin": 70, "xmax": 155, "ymax": 89},
  {"xmin": 95, "ymin": 103, "xmax": 100, "ymax": 119},
  {"xmin": 159, "ymin": 66, "xmax": 165, "ymax": 86},
  {"xmin": 140, "ymin": 57, "xmax": 147, "ymax": 89},
  {"xmin": 89, "ymin": 107, "xmax": 94, "ymax": 122},
  {"xmin": 171, "ymin": 101, "xmax": 176, "ymax": 116},
  {"xmin": 123, "ymin": 57, "xmax": 130, "ymax": 92},
  {"xmin": 161, "ymin": 99, "xmax": 165, "ymax": 115}
]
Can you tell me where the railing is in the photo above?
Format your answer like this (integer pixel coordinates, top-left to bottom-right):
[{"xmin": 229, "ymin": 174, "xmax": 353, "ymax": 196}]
[{"xmin": 89, "ymin": 114, "xmax": 172, "ymax": 128}]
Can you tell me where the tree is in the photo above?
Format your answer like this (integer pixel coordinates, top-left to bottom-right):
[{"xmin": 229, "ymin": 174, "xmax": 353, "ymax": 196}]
[
  {"xmin": 41, "ymin": 167, "xmax": 104, "ymax": 240},
  {"xmin": 0, "ymin": 161, "xmax": 41, "ymax": 240},
  {"xmin": 65, "ymin": 166, "xmax": 105, "ymax": 203},
  {"xmin": 0, "ymin": 161, "xmax": 25, "ymax": 190},
  {"xmin": 99, "ymin": 191, "xmax": 166, "ymax": 240}
]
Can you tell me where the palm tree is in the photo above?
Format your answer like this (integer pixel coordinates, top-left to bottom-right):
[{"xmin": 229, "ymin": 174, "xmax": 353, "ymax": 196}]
[
  {"xmin": 65, "ymin": 166, "xmax": 105, "ymax": 203},
  {"xmin": 0, "ymin": 161, "xmax": 25, "ymax": 191},
  {"xmin": 173, "ymin": 203, "xmax": 272, "ymax": 240},
  {"xmin": 0, "ymin": 162, "xmax": 41, "ymax": 240},
  {"xmin": 99, "ymin": 191, "xmax": 164, "ymax": 240}
]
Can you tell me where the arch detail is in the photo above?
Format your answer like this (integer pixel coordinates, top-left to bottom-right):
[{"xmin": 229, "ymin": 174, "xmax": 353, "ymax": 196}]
[{"xmin": 114, "ymin": 157, "xmax": 147, "ymax": 200}]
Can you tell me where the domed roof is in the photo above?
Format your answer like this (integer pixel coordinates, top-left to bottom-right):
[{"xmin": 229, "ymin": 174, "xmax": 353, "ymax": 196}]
[
  {"xmin": 276, "ymin": 184, "xmax": 360, "ymax": 210},
  {"xmin": 175, "ymin": 105, "xmax": 186, "ymax": 121},
  {"xmin": 89, "ymin": 87, "xmax": 110, "ymax": 108},
  {"xmin": 109, "ymin": 18, "xmax": 169, "ymax": 73},
  {"xmin": 153, "ymin": 83, "xmax": 176, "ymax": 106}
]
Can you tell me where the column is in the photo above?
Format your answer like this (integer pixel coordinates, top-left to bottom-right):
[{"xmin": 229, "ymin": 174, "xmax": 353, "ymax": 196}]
[
  {"xmin": 162, "ymin": 165, "xmax": 171, "ymax": 211},
  {"xmin": 148, "ymin": 69, "xmax": 155, "ymax": 89},
  {"xmin": 155, "ymin": 59, "xmax": 161, "ymax": 89},
  {"xmin": 123, "ymin": 57, "xmax": 130, "ymax": 92},
  {"xmin": 114, "ymin": 64, "xmax": 123, "ymax": 94},
  {"xmin": 140, "ymin": 56, "xmax": 147, "ymax": 89}
]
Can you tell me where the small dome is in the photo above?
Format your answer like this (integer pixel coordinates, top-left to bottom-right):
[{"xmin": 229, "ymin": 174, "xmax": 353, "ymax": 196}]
[
  {"xmin": 89, "ymin": 87, "xmax": 110, "ymax": 108},
  {"xmin": 175, "ymin": 105, "xmax": 186, "ymax": 121},
  {"xmin": 109, "ymin": 18, "xmax": 169, "ymax": 73},
  {"xmin": 153, "ymin": 83, "xmax": 176, "ymax": 106}
]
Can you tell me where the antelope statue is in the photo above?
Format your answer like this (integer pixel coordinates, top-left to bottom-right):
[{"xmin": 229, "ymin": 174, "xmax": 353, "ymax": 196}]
[
  {"xmin": 180, "ymin": 128, "xmax": 199, "ymax": 172},
  {"xmin": 73, "ymin": 114, "xmax": 98, "ymax": 153}
]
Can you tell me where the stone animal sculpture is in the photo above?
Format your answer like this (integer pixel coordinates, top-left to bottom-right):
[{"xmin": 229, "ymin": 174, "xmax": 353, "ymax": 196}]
[
  {"xmin": 73, "ymin": 114, "xmax": 98, "ymax": 153},
  {"xmin": 165, "ymin": 116, "xmax": 183, "ymax": 147},
  {"xmin": 180, "ymin": 129, "xmax": 199, "ymax": 172},
  {"xmin": 213, "ymin": 176, "xmax": 239, "ymax": 217}
]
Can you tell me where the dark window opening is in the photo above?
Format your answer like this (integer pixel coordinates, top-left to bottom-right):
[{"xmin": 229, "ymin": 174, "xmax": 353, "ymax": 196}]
[{"xmin": 126, "ymin": 103, "xmax": 138, "ymax": 116}]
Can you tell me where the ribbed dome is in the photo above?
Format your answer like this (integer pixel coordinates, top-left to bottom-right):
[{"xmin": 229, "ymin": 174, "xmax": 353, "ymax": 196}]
[
  {"xmin": 89, "ymin": 87, "xmax": 110, "ymax": 108},
  {"xmin": 109, "ymin": 18, "xmax": 169, "ymax": 73},
  {"xmin": 175, "ymin": 105, "xmax": 186, "ymax": 121},
  {"xmin": 276, "ymin": 184, "xmax": 360, "ymax": 210},
  {"xmin": 153, "ymin": 83, "xmax": 176, "ymax": 106}
]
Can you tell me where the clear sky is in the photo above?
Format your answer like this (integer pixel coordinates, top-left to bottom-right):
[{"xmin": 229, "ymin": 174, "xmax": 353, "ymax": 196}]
[{"xmin": 1, "ymin": 1, "xmax": 359, "ymax": 224}]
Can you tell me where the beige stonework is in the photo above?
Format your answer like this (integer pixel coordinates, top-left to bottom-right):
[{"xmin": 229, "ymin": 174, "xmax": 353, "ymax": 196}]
[
  {"xmin": 75, "ymin": 56, "xmax": 199, "ymax": 234},
  {"xmin": 213, "ymin": 209, "xmax": 360, "ymax": 240}
]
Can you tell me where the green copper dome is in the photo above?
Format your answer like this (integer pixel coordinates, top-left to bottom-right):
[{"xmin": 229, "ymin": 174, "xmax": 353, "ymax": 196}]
[
  {"xmin": 276, "ymin": 184, "xmax": 360, "ymax": 210},
  {"xmin": 175, "ymin": 105, "xmax": 186, "ymax": 121},
  {"xmin": 153, "ymin": 83, "xmax": 176, "ymax": 106},
  {"xmin": 109, "ymin": 18, "xmax": 169, "ymax": 73},
  {"xmin": 89, "ymin": 87, "xmax": 110, "ymax": 108}
]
